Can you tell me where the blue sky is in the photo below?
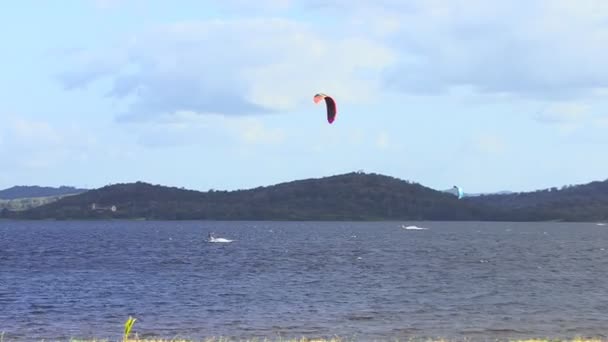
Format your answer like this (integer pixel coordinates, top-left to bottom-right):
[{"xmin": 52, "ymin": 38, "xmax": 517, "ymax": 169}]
[{"xmin": 2, "ymin": 0, "xmax": 608, "ymax": 193}]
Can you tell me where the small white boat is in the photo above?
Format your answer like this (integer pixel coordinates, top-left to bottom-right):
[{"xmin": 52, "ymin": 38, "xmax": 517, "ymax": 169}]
[
  {"xmin": 401, "ymin": 224, "xmax": 428, "ymax": 230},
  {"xmin": 207, "ymin": 233, "xmax": 233, "ymax": 243}
]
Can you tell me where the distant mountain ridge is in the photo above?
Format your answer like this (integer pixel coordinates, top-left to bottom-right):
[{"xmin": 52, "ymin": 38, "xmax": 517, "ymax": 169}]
[
  {"xmin": 2, "ymin": 173, "xmax": 608, "ymax": 221},
  {"xmin": 7, "ymin": 173, "xmax": 480, "ymax": 220},
  {"xmin": 0, "ymin": 185, "xmax": 88, "ymax": 200},
  {"xmin": 464, "ymin": 180, "xmax": 608, "ymax": 221}
]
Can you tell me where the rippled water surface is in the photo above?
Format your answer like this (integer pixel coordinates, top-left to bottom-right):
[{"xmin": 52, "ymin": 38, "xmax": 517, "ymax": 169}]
[{"xmin": 1, "ymin": 220, "xmax": 608, "ymax": 341}]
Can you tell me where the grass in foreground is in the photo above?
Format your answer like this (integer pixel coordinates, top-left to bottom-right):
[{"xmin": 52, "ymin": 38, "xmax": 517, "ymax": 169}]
[
  {"xmin": 3, "ymin": 317, "xmax": 607, "ymax": 342},
  {"xmin": 4, "ymin": 336, "xmax": 608, "ymax": 342},
  {"xmin": 50, "ymin": 337, "xmax": 608, "ymax": 342}
]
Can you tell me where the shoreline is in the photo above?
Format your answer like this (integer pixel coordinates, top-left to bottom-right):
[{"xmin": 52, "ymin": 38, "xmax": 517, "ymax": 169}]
[{"xmin": 2, "ymin": 336, "xmax": 608, "ymax": 342}]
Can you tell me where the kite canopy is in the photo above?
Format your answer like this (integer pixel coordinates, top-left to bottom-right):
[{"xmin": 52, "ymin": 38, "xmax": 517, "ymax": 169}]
[
  {"xmin": 453, "ymin": 186, "xmax": 465, "ymax": 199},
  {"xmin": 313, "ymin": 93, "xmax": 337, "ymax": 124},
  {"xmin": 444, "ymin": 185, "xmax": 464, "ymax": 199}
]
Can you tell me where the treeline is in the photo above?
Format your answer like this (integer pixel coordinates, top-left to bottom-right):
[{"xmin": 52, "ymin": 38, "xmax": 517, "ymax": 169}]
[
  {"xmin": 464, "ymin": 180, "xmax": 608, "ymax": 221},
  {"xmin": 3, "ymin": 173, "xmax": 478, "ymax": 220},
  {"xmin": 2, "ymin": 173, "xmax": 608, "ymax": 221}
]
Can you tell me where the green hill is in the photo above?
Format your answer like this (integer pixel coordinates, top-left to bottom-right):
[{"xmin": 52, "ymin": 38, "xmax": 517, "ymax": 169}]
[
  {"xmin": 3, "ymin": 172, "xmax": 608, "ymax": 221},
  {"xmin": 6, "ymin": 172, "xmax": 478, "ymax": 220},
  {"xmin": 464, "ymin": 179, "xmax": 608, "ymax": 221}
]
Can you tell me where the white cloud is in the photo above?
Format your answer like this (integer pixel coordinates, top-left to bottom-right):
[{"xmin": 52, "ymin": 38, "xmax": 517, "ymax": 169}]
[
  {"xmin": 234, "ymin": 119, "xmax": 287, "ymax": 145},
  {"xmin": 1, "ymin": 116, "xmax": 99, "ymax": 170},
  {"xmin": 58, "ymin": 18, "xmax": 397, "ymax": 122},
  {"xmin": 370, "ymin": 0, "xmax": 608, "ymax": 99},
  {"xmin": 134, "ymin": 111, "xmax": 227, "ymax": 148},
  {"xmin": 535, "ymin": 102, "xmax": 592, "ymax": 124},
  {"xmin": 532, "ymin": 101, "xmax": 608, "ymax": 137},
  {"xmin": 375, "ymin": 131, "xmax": 391, "ymax": 150},
  {"xmin": 208, "ymin": 0, "xmax": 292, "ymax": 13},
  {"xmin": 597, "ymin": 115, "xmax": 608, "ymax": 127},
  {"xmin": 60, "ymin": 1, "xmax": 608, "ymax": 124},
  {"xmin": 11, "ymin": 117, "xmax": 64, "ymax": 147},
  {"xmin": 92, "ymin": 0, "xmax": 129, "ymax": 10},
  {"xmin": 57, "ymin": 48, "xmax": 130, "ymax": 90},
  {"xmin": 242, "ymin": 36, "xmax": 396, "ymax": 110},
  {"xmin": 132, "ymin": 110, "xmax": 287, "ymax": 148},
  {"xmin": 473, "ymin": 134, "xmax": 506, "ymax": 155}
]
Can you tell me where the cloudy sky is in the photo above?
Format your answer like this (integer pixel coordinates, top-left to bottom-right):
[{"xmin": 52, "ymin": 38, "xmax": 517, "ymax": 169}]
[{"xmin": 2, "ymin": 0, "xmax": 608, "ymax": 193}]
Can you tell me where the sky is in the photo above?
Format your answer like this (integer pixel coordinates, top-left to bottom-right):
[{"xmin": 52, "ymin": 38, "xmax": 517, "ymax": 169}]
[{"xmin": 1, "ymin": 0, "xmax": 608, "ymax": 193}]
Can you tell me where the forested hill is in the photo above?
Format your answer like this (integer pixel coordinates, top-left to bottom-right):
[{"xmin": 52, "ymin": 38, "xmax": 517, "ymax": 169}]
[
  {"xmin": 3, "ymin": 173, "xmax": 608, "ymax": 221},
  {"xmin": 0, "ymin": 185, "xmax": 87, "ymax": 200},
  {"xmin": 464, "ymin": 179, "xmax": 608, "ymax": 221},
  {"xmin": 7, "ymin": 173, "xmax": 480, "ymax": 220}
]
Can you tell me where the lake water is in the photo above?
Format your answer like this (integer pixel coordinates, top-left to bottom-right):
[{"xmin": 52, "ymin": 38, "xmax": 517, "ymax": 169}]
[{"xmin": 1, "ymin": 220, "xmax": 607, "ymax": 341}]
